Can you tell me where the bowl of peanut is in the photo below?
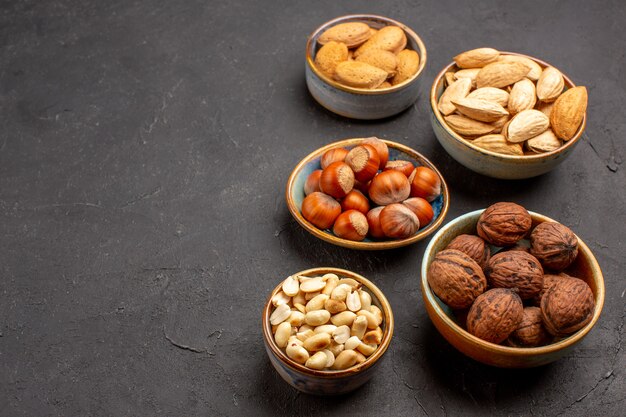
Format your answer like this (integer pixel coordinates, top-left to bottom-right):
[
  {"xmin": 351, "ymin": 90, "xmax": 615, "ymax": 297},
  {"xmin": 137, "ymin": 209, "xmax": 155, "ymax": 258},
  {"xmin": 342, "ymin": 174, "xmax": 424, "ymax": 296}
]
[
  {"xmin": 306, "ymin": 14, "xmax": 427, "ymax": 119},
  {"xmin": 262, "ymin": 267, "xmax": 394, "ymax": 395}
]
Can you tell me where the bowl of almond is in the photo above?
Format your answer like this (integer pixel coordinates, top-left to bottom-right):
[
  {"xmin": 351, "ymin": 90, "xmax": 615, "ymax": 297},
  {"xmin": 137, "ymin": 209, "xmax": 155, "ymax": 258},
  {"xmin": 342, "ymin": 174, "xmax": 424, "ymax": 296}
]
[
  {"xmin": 306, "ymin": 15, "xmax": 427, "ymax": 120},
  {"xmin": 430, "ymin": 48, "xmax": 588, "ymax": 179}
]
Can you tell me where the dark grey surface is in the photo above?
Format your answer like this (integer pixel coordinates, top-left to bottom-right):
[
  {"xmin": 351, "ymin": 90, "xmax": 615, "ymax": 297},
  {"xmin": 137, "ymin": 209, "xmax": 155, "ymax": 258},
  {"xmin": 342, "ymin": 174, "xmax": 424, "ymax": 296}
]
[{"xmin": 0, "ymin": 0, "xmax": 624, "ymax": 415}]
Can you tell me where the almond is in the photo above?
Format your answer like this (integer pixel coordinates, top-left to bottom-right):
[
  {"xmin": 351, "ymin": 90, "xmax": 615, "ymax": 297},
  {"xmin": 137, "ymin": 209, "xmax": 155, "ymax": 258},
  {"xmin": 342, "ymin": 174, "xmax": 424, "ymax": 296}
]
[
  {"xmin": 536, "ymin": 67, "xmax": 565, "ymax": 102},
  {"xmin": 454, "ymin": 68, "xmax": 480, "ymax": 88},
  {"xmin": 444, "ymin": 114, "xmax": 497, "ymax": 136},
  {"xmin": 526, "ymin": 129, "xmax": 562, "ymax": 153},
  {"xmin": 506, "ymin": 109, "xmax": 550, "ymax": 143},
  {"xmin": 497, "ymin": 55, "xmax": 543, "ymax": 81},
  {"xmin": 451, "ymin": 98, "xmax": 509, "ymax": 122},
  {"xmin": 438, "ymin": 78, "xmax": 472, "ymax": 115},
  {"xmin": 550, "ymin": 86, "xmax": 587, "ymax": 140},
  {"xmin": 467, "ymin": 87, "xmax": 510, "ymax": 107},
  {"xmin": 491, "ymin": 114, "xmax": 510, "ymax": 133},
  {"xmin": 377, "ymin": 81, "xmax": 392, "ymax": 89},
  {"xmin": 314, "ymin": 41, "xmax": 349, "ymax": 78},
  {"xmin": 454, "ymin": 47, "xmax": 500, "ymax": 68},
  {"xmin": 537, "ymin": 101, "xmax": 554, "ymax": 118},
  {"xmin": 476, "ymin": 61, "xmax": 530, "ymax": 89},
  {"xmin": 355, "ymin": 48, "xmax": 398, "ymax": 77},
  {"xmin": 318, "ymin": 22, "xmax": 372, "ymax": 48},
  {"xmin": 334, "ymin": 61, "xmax": 388, "ymax": 89},
  {"xmin": 472, "ymin": 134, "xmax": 524, "ymax": 156},
  {"xmin": 354, "ymin": 26, "xmax": 406, "ymax": 57},
  {"xmin": 391, "ymin": 49, "xmax": 420, "ymax": 85},
  {"xmin": 508, "ymin": 78, "xmax": 537, "ymax": 115},
  {"xmin": 444, "ymin": 72, "xmax": 456, "ymax": 86}
]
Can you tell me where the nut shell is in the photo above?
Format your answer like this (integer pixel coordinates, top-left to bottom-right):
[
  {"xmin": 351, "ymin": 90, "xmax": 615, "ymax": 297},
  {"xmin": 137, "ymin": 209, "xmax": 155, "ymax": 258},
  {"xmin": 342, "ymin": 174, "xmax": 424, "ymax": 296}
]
[
  {"xmin": 485, "ymin": 251, "xmax": 544, "ymax": 300},
  {"xmin": 467, "ymin": 288, "xmax": 523, "ymax": 344},
  {"xmin": 507, "ymin": 307, "xmax": 551, "ymax": 347},
  {"xmin": 427, "ymin": 249, "xmax": 487, "ymax": 309},
  {"xmin": 446, "ymin": 234, "xmax": 490, "ymax": 269},
  {"xmin": 530, "ymin": 222, "xmax": 578, "ymax": 271},
  {"xmin": 477, "ymin": 202, "xmax": 532, "ymax": 246},
  {"xmin": 541, "ymin": 277, "xmax": 595, "ymax": 337}
]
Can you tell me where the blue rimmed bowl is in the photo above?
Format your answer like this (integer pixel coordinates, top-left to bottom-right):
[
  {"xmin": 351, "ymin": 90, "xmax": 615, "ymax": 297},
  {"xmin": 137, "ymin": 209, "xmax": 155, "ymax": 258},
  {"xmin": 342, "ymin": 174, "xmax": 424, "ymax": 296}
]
[
  {"xmin": 306, "ymin": 14, "xmax": 427, "ymax": 120},
  {"xmin": 285, "ymin": 138, "xmax": 450, "ymax": 250}
]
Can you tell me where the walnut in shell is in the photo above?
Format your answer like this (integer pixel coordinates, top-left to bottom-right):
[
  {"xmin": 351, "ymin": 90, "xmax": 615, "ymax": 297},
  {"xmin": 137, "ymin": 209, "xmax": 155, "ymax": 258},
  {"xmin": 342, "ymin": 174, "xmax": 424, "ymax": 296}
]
[
  {"xmin": 477, "ymin": 202, "xmax": 532, "ymax": 246},
  {"xmin": 446, "ymin": 234, "xmax": 491, "ymax": 269},
  {"xmin": 530, "ymin": 222, "xmax": 578, "ymax": 270},
  {"xmin": 485, "ymin": 251, "xmax": 544, "ymax": 299},
  {"xmin": 467, "ymin": 288, "xmax": 523, "ymax": 344},
  {"xmin": 531, "ymin": 273, "xmax": 574, "ymax": 306},
  {"xmin": 427, "ymin": 249, "xmax": 487, "ymax": 309},
  {"xmin": 507, "ymin": 307, "xmax": 551, "ymax": 347},
  {"xmin": 541, "ymin": 276, "xmax": 595, "ymax": 336}
]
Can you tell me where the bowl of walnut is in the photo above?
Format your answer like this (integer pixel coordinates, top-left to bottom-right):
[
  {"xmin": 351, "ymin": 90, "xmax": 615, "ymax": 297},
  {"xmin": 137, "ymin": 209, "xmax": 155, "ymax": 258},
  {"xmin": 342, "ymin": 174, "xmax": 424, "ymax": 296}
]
[
  {"xmin": 430, "ymin": 48, "xmax": 587, "ymax": 179},
  {"xmin": 420, "ymin": 202, "xmax": 604, "ymax": 368}
]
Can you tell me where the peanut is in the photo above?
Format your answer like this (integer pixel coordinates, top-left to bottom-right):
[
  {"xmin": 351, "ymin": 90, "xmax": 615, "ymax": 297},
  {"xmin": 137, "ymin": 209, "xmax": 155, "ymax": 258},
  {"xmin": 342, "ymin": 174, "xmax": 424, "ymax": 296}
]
[
  {"xmin": 332, "ymin": 350, "xmax": 359, "ymax": 370},
  {"xmin": 303, "ymin": 332, "xmax": 331, "ymax": 352},
  {"xmin": 346, "ymin": 291, "xmax": 362, "ymax": 312},
  {"xmin": 305, "ymin": 351, "xmax": 328, "ymax": 370},
  {"xmin": 286, "ymin": 341, "xmax": 309, "ymax": 364},
  {"xmin": 351, "ymin": 315, "xmax": 368, "ymax": 340},
  {"xmin": 274, "ymin": 322, "xmax": 292, "ymax": 348},
  {"xmin": 306, "ymin": 294, "xmax": 329, "ymax": 312},
  {"xmin": 331, "ymin": 311, "xmax": 357, "ymax": 327},
  {"xmin": 305, "ymin": 310, "xmax": 331, "ymax": 326}
]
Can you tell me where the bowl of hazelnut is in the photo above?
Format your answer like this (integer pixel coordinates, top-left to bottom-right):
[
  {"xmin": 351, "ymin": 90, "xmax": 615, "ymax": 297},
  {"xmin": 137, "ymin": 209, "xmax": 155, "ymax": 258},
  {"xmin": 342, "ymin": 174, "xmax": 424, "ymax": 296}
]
[
  {"xmin": 285, "ymin": 137, "xmax": 450, "ymax": 250},
  {"xmin": 420, "ymin": 202, "xmax": 605, "ymax": 368},
  {"xmin": 306, "ymin": 15, "xmax": 427, "ymax": 119},
  {"xmin": 430, "ymin": 48, "xmax": 587, "ymax": 179},
  {"xmin": 262, "ymin": 267, "xmax": 394, "ymax": 395}
]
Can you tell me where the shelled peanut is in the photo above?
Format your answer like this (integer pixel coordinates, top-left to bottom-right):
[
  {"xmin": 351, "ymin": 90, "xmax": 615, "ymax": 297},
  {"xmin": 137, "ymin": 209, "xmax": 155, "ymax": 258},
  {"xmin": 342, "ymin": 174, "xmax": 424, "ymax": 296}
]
[
  {"xmin": 301, "ymin": 137, "xmax": 442, "ymax": 241},
  {"xmin": 270, "ymin": 273, "xmax": 384, "ymax": 370},
  {"xmin": 315, "ymin": 22, "xmax": 420, "ymax": 89},
  {"xmin": 438, "ymin": 48, "xmax": 588, "ymax": 155}
]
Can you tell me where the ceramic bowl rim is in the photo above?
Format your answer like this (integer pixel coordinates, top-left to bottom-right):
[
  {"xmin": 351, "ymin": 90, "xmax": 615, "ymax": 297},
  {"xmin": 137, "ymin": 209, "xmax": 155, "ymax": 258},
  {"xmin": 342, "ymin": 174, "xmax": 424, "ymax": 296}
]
[
  {"xmin": 420, "ymin": 209, "xmax": 605, "ymax": 356},
  {"xmin": 285, "ymin": 138, "xmax": 450, "ymax": 250},
  {"xmin": 429, "ymin": 51, "xmax": 587, "ymax": 160},
  {"xmin": 305, "ymin": 14, "xmax": 428, "ymax": 95},
  {"xmin": 262, "ymin": 267, "xmax": 394, "ymax": 377}
]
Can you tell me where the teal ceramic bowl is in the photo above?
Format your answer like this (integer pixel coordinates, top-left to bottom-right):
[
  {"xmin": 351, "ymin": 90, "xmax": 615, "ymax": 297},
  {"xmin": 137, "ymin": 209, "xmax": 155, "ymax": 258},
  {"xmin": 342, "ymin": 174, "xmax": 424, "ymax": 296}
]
[
  {"xmin": 262, "ymin": 267, "xmax": 394, "ymax": 395},
  {"xmin": 285, "ymin": 138, "xmax": 450, "ymax": 250},
  {"xmin": 420, "ymin": 209, "xmax": 605, "ymax": 368},
  {"xmin": 306, "ymin": 15, "xmax": 427, "ymax": 120},
  {"xmin": 430, "ymin": 52, "xmax": 586, "ymax": 179}
]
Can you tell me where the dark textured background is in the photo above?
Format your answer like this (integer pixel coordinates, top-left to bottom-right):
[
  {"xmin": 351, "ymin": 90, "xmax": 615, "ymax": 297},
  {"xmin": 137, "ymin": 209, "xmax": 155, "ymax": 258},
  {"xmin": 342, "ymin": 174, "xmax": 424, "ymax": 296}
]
[{"xmin": 0, "ymin": 0, "xmax": 624, "ymax": 415}]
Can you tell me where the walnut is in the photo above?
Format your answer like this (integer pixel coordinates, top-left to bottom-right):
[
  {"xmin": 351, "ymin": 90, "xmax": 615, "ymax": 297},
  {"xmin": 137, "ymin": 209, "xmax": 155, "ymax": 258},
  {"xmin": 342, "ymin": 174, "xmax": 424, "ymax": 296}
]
[
  {"xmin": 467, "ymin": 288, "xmax": 523, "ymax": 344},
  {"xmin": 477, "ymin": 202, "xmax": 532, "ymax": 246},
  {"xmin": 427, "ymin": 249, "xmax": 487, "ymax": 309},
  {"xmin": 531, "ymin": 273, "xmax": 574, "ymax": 306},
  {"xmin": 446, "ymin": 234, "xmax": 491, "ymax": 269},
  {"xmin": 541, "ymin": 276, "xmax": 595, "ymax": 337},
  {"xmin": 507, "ymin": 240, "xmax": 530, "ymax": 253},
  {"xmin": 485, "ymin": 251, "xmax": 544, "ymax": 299},
  {"xmin": 507, "ymin": 307, "xmax": 551, "ymax": 347},
  {"xmin": 530, "ymin": 222, "xmax": 578, "ymax": 270}
]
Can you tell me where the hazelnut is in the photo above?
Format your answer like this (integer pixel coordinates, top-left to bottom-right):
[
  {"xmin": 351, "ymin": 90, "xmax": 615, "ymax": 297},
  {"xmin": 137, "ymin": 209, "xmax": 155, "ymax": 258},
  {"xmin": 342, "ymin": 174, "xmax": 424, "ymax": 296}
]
[
  {"xmin": 368, "ymin": 170, "xmax": 411, "ymax": 205},
  {"xmin": 301, "ymin": 192, "xmax": 341, "ymax": 229},
  {"xmin": 541, "ymin": 276, "xmax": 595, "ymax": 337},
  {"xmin": 408, "ymin": 166, "xmax": 441, "ymax": 202},
  {"xmin": 467, "ymin": 288, "xmax": 523, "ymax": 344},
  {"xmin": 365, "ymin": 207, "xmax": 386, "ymax": 239},
  {"xmin": 402, "ymin": 197, "xmax": 434, "ymax": 229},
  {"xmin": 321, "ymin": 147, "xmax": 349, "ymax": 169},
  {"xmin": 507, "ymin": 307, "xmax": 551, "ymax": 347},
  {"xmin": 362, "ymin": 137, "xmax": 389, "ymax": 168},
  {"xmin": 333, "ymin": 210, "xmax": 369, "ymax": 241},
  {"xmin": 485, "ymin": 251, "xmax": 544, "ymax": 299},
  {"xmin": 446, "ymin": 234, "xmax": 490, "ymax": 269},
  {"xmin": 319, "ymin": 161, "xmax": 355, "ymax": 199},
  {"xmin": 379, "ymin": 203, "xmax": 419, "ymax": 239},
  {"xmin": 427, "ymin": 249, "xmax": 487, "ymax": 309},
  {"xmin": 477, "ymin": 202, "xmax": 532, "ymax": 246},
  {"xmin": 530, "ymin": 222, "xmax": 578, "ymax": 270},
  {"xmin": 345, "ymin": 144, "xmax": 380, "ymax": 182}
]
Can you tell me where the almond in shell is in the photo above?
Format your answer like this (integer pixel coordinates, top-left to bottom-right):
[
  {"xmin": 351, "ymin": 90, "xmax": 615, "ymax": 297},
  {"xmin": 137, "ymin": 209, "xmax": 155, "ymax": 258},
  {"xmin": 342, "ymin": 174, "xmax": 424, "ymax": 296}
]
[
  {"xmin": 497, "ymin": 55, "xmax": 543, "ymax": 81},
  {"xmin": 444, "ymin": 72, "xmax": 456, "ymax": 86},
  {"xmin": 536, "ymin": 67, "xmax": 564, "ymax": 102},
  {"xmin": 508, "ymin": 78, "xmax": 537, "ymax": 115},
  {"xmin": 451, "ymin": 98, "xmax": 509, "ymax": 123},
  {"xmin": 454, "ymin": 47, "xmax": 500, "ymax": 69},
  {"xmin": 526, "ymin": 129, "xmax": 562, "ymax": 153},
  {"xmin": 507, "ymin": 109, "xmax": 550, "ymax": 143},
  {"xmin": 476, "ymin": 61, "xmax": 530, "ymax": 89},
  {"xmin": 318, "ymin": 22, "xmax": 372, "ymax": 48},
  {"xmin": 438, "ymin": 78, "xmax": 472, "ymax": 115},
  {"xmin": 354, "ymin": 26, "xmax": 406, "ymax": 57},
  {"xmin": 334, "ymin": 61, "xmax": 388, "ymax": 89},
  {"xmin": 467, "ymin": 87, "xmax": 510, "ymax": 107},
  {"xmin": 537, "ymin": 101, "xmax": 554, "ymax": 118},
  {"xmin": 444, "ymin": 114, "xmax": 496, "ymax": 136},
  {"xmin": 550, "ymin": 86, "xmax": 587, "ymax": 140},
  {"xmin": 391, "ymin": 49, "xmax": 420, "ymax": 85},
  {"xmin": 472, "ymin": 134, "xmax": 524, "ymax": 156},
  {"xmin": 454, "ymin": 68, "xmax": 480, "ymax": 88},
  {"xmin": 314, "ymin": 41, "xmax": 349, "ymax": 78},
  {"xmin": 355, "ymin": 48, "xmax": 398, "ymax": 77}
]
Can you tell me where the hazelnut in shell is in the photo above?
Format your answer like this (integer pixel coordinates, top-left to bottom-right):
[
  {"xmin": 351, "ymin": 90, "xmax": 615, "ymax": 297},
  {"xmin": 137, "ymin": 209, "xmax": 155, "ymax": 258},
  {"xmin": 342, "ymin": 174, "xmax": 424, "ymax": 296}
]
[
  {"xmin": 319, "ymin": 161, "xmax": 355, "ymax": 199},
  {"xmin": 301, "ymin": 192, "xmax": 341, "ymax": 230},
  {"xmin": 507, "ymin": 306, "xmax": 551, "ymax": 347},
  {"xmin": 366, "ymin": 207, "xmax": 386, "ymax": 239},
  {"xmin": 362, "ymin": 137, "xmax": 389, "ymax": 168},
  {"xmin": 402, "ymin": 197, "xmax": 434, "ymax": 229},
  {"xmin": 446, "ymin": 234, "xmax": 490, "ymax": 269},
  {"xmin": 530, "ymin": 222, "xmax": 578, "ymax": 270},
  {"xmin": 477, "ymin": 202, "xmax": 532, "ymax": 246},
  {"xmin": 340, "ymin": 189, "xmax": 370, "ymax": 214},
  {"xmin": 333, "ymin": 210, "xmax": 369, "ymax": 241},
  {"xmin": 304, "ymin": 170, "xmax": 322, "ymax": 195},
  {"xmin": 345, "ymin": 144, "xmax": 380, "ymax": 183},
  {"xmin": 541, "ymin": 276, "xmax": 595, "ymax": 337},
  {"xmin": 368, "ymin": 170, "xmax": 411, "ymax": 206},
  {"xmin": 321, "ymin": 147, "xmax": 349, "ymax": 169},
  {"xmin": 427, "ymin": 249, "xmax": 487, "ymax": 309},
  {"xmin": 485, "ymin": 251, "xmax": 544, "ymax": 299},
  {"xmin": 383, "ymin": 160, "xmax": 414, "ymax": 177},
  {"xmin": 379, "ymin": 203, "xmax": 419, "ymax": 239},
  {"xmin": 467, "ymin": 288, "xmax": 523, "ymax": 344},
  {"xmin": 408, "ymin": 166, "xmax": 441, "ymax": 202}
]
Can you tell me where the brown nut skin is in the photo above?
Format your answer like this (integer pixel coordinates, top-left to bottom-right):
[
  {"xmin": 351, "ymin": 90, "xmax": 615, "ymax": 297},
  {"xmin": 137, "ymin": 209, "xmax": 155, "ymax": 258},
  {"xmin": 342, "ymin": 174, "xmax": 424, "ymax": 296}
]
[
  {"xmin": 427, "ymin": 249, "xmax": 487, "ymax": 309},
  {"xmin": 446, "ymin": 234, "xmax": 491, "ymax": 269},
  {"xmin": 467, "ymin": 288, "xmax": 523, "ymax": 344},
  {"xmin": 507, "ymin": 307, "xmax": 552, "ymax": 347},
  {"xmin": 541, "ymin": 276, "xmax": 595, "ymax": 337},
  {"xmin": 485, "ymin": 251, "xmax": 544, "ymax": 300},
  {"xmin": 477, "ymin": 202, "xmax": 532, "ymax": 246},
  {"xmin": 530, "ymin": 222, "xmax": 578, "ymax": 271}
]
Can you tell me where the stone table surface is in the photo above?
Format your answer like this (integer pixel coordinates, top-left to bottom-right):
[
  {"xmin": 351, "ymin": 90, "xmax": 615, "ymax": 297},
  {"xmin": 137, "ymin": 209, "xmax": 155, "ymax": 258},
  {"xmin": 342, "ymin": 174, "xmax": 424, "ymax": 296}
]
[{"xmin": 1, "ymin": 0, "xmax": 624, "ymax": 416}]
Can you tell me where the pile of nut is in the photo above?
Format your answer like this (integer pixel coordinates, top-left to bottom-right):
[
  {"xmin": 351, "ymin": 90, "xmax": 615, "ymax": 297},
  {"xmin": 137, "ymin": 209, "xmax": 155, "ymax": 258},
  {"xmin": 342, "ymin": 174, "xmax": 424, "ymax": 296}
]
[
  {"xmin": 270, "ymin": 273, "xmax": 384, "ymax": 370},
  {"xmin": 427, "ymin": 202, "xmax": 595, "ymax": 346},
  {"xmin": 314, "ymin": 22, "xmax": 420, "ymax": 89},
  {"xmin": 438, "ymin": 48, "xmax": 588, "ymax": 155},
  {"xmin": 301, "ymin": 137, "xmax": 442, "ymax": 241}
]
